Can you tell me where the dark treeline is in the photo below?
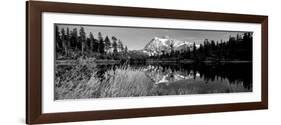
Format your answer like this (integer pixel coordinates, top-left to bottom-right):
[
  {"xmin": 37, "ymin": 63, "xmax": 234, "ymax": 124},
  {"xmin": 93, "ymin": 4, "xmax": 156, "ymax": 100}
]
[
  {"xmin": 56, "ymin": 25, "xmax": 252, "ymax": 62},
  {"xmin": 150, "ymin": 32, "xmax": 253, "ymax": 61},
  {"xmin": 55, "ymin": 26, "xmax": 128, "ymax": 60}
]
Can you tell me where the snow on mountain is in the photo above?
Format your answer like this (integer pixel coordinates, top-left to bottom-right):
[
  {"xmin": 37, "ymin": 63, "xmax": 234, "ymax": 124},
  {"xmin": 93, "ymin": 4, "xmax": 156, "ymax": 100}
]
[{"xmin": 143, "ymin": 36, "xmax": 199, "ymax": 56}]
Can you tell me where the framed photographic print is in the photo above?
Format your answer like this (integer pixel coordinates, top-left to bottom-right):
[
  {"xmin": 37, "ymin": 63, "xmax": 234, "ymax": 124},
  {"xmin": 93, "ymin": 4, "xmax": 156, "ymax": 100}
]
[{"xmin": 26, "ymin": 1, "xmax": 268, "ymax": 124}]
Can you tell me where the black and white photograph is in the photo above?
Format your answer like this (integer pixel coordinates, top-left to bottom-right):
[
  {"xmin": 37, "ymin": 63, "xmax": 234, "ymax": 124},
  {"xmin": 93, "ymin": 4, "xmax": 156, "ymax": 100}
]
[{"xmin": 54, "ymin": 24, "xmax": 253, "ymax": 100}]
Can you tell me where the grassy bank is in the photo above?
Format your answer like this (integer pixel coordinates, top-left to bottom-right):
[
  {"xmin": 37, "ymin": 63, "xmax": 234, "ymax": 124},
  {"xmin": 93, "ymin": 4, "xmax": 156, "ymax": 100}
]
[{"xmin": 55, "ymin": 65, "xmax": 155, "ymax": 100}]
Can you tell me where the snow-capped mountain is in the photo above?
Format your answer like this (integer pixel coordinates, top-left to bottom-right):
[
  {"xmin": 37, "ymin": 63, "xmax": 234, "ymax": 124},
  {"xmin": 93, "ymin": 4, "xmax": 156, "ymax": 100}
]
[{"xmin": 143, "ymin": 36, "xmax": 199, "ymax": 56}]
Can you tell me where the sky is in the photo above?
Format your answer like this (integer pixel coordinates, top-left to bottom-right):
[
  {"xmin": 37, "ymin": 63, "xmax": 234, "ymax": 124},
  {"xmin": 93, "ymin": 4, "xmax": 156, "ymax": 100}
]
[{"xmin": 57, "ymin": 24, "xmax": 250, "ymax": 50}]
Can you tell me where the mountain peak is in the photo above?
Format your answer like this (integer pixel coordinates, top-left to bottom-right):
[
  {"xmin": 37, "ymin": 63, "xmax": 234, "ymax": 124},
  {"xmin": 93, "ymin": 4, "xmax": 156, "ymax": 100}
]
[{"xmin": 143, "ymin": 36, "xmax": 198, "ymax": 56}]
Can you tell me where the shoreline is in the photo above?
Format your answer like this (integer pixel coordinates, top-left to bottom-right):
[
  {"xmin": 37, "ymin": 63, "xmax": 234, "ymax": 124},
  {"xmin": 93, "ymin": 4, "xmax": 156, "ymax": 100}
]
[{"xmin": 56, "ymin": 59, "xmax": 252, "ymax": 65}]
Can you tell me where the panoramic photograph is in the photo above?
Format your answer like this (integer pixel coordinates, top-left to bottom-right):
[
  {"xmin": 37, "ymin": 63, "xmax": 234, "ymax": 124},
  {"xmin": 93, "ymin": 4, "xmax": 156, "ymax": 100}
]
[{"xmin": 54, "ymin": 24, "xmax": 253, "ymax": 100}]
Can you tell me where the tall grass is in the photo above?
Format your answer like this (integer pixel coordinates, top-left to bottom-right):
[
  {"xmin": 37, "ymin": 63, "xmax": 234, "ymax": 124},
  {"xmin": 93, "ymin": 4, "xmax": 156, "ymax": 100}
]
[{"xmin": 55, "ymin": 65, "xmax": 156, "ymax": 100}]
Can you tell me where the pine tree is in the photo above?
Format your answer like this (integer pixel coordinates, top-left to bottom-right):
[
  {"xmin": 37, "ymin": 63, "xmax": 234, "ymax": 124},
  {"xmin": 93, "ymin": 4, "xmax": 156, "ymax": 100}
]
[
  {"xmin": 117, "ymin": 40, "xmax": 124, "ymax": 52},
  {"xmin": 124, "ymin": 46, "xmax": 128, "ymax": 53},
  {"xmin": 104, "ymin": 36, "xmax": 111, "ymax": 53},
  {"xmin": 60, "ymin": 28, "xmax": 67, "ymax": 56},
  {"xmin": 112, "ymin": 36, "xmax": 118, "ymax": 53},
  {"xmin": 192, "ymin": 42, "xmax": 197, "ymax": 59},
  {"xmin": 79, "ymin": 27, "xmax": 86, "ymax": 55},
  {"xmin": 70, "ymin": 28, "xmax": 78, "ymax": 50},
  {"xmin": 89, "ymin": 32, "xmax": 95, "ymax": 52},
  {"xmin": 55, "ymin": 26, "xmax": 62, "ymax": 53},
  {"xmin": 98, "ymin": 32, "xmax": 105, "ymax": 54},
  {"xmin": 86, "ymin": 38, "xmax": 91, "ymax": 54},
  {"xmin": 66, "ymin": 28, "xmax": 70, "ymax": 56}
]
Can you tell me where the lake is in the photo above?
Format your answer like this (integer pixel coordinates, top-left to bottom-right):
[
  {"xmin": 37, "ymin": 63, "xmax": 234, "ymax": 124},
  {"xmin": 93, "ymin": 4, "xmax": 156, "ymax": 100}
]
[{"xmin": 54, "ymin": 62, "xmax": 252, "ymax": 100}]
